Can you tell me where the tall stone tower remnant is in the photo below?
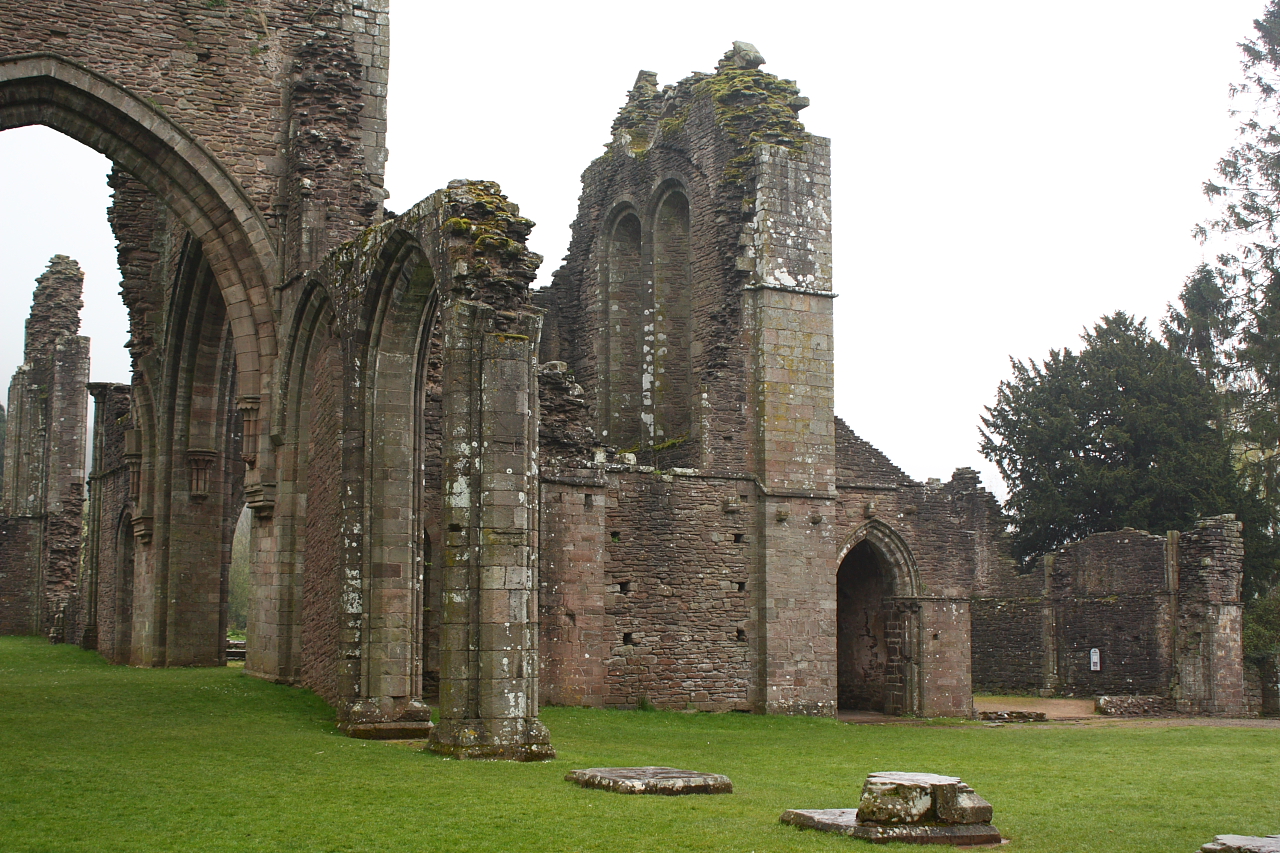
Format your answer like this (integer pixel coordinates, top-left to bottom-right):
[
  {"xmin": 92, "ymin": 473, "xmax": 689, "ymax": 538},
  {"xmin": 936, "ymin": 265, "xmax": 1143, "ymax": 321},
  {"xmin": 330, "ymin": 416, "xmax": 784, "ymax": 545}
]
[{"xmin": 0, "ymin": 256, "xmax": 90, "ymax": 638}]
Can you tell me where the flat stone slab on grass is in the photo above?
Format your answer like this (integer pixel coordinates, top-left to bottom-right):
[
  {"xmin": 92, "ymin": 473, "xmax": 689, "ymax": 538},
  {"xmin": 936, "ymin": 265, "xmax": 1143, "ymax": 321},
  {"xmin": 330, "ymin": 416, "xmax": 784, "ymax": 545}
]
[
  {"xmin": 1202, "ymin": 836, "xmax": 1280, "ymax": 853},
  {"xmin": 781, "ymin": 809, "xmax": 1003, "ymax": 845},
  {"xmin": 565, "ymin": 767, "xmax": 732, "ymax": 795}
]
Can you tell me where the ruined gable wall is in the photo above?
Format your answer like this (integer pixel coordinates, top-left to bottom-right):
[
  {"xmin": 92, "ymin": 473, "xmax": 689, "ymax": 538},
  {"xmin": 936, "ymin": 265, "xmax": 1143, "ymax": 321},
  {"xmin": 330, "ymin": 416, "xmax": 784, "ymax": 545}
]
[
  {"xmin": 540, "ymin": 49, "xmax": 816, "ymax": 473},
  {"xmin": 538, "ymin": 45, "xmax": 843, "ymax": 717}
]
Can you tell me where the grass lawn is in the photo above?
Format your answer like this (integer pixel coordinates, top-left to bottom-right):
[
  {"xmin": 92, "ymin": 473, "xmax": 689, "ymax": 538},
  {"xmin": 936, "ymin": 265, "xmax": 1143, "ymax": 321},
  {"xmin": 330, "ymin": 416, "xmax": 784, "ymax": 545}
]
[{"xmin": 1, "ymin": 637, "xmax": 1276, "ymax": 853}]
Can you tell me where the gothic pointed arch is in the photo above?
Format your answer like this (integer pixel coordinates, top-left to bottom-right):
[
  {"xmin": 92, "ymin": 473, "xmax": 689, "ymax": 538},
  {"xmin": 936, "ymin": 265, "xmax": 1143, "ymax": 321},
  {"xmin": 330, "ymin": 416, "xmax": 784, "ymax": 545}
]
[
  {"xmin": 836, "ymin": 518, "xmax": 922, "ymax": 599},
  {"xmin": 648, "ymin": 180, "xmax": 693, "ymax": 446},
  {"xmin": 255, "ymin": 276, "xmax": 339, "ymax": 689},
  {"xmin": 354, "ymin": 228, "xmax": 440, "ymax": 721},
  {"xmin": 0, "ymin": 53, "xmax": 278, "ymax": 403},
  {"xmin": 602, "ymin": 204, "xmax": 644, "ymax": 449}
]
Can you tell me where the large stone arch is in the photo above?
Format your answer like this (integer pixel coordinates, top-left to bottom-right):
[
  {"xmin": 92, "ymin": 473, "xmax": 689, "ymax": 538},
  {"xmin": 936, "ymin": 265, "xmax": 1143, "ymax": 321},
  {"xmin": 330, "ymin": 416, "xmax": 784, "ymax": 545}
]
[
  {"xmin": 0, "ymin": 54, "xmax": 277, "ymax": 397},
  {"xmin": 347, "ymin": 229, "xmax": 439, "ymax": 726},
  {"xmin": 0, "ymin": 54, "xmax": 283, "ymax": 667}
]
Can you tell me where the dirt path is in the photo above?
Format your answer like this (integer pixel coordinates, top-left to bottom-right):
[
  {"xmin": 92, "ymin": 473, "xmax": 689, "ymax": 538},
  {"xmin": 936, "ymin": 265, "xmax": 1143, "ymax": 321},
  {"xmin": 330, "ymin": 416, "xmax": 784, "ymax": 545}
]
[
  {"xmin": 839, "ymin": 697, "xmax": 1280, "ymax": 728},
  {"xmin": 973, "ymin": 696, "xmax": 1095, "ymax": 719}
]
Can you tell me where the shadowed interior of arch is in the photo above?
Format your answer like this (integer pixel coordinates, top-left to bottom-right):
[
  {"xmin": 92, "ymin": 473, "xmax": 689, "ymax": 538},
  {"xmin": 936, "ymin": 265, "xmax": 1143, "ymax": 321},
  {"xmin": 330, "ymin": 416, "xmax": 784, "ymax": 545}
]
[{"xmin": 837, "ymin": 540, "xmax": 893, "ymax": 712}]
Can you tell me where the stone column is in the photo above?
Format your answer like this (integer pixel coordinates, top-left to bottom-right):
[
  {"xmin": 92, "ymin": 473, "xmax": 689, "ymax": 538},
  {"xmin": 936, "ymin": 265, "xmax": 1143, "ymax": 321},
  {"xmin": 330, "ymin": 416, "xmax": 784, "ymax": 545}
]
[
  {"xmin": 741, "ymin": 141, "xmax": 838, "ymax": 716},
  {"xmin": 1175, "ymin": 516, "xmax": 1246, "ymax": 715},
  {"xmin": 428, "ymin": 299, "xmax": 554, "ymax": 760}
]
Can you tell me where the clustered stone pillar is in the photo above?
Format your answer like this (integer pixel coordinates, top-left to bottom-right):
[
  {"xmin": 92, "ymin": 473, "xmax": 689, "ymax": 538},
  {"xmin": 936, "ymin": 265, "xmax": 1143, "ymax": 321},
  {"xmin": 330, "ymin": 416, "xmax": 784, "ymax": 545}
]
[{"xmin": 429, "ymin": 298, "xmax": 554, "ymax": 760}]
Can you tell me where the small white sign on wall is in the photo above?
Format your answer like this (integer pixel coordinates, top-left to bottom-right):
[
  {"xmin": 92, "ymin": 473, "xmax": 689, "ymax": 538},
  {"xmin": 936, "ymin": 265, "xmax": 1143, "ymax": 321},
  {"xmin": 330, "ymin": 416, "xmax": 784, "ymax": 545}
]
[{"xmin": 1090, "ymin": 648, "xmax": 1101, "ymax": 671}]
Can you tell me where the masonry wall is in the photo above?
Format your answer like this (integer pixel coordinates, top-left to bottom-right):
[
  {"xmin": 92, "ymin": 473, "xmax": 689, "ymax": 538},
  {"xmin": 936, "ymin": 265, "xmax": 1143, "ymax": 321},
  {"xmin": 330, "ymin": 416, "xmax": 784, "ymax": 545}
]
[
  {"xmin": 0, "ymin": 517, "xmax": 39, "ymax": 634},
  {"xmin": 971, "ymin": 517, "xmax": 1246, "ymax": 714},
  {"xmin": 74, "ymin": 383, "xmax": 135, "ymax": 659},
  {"xmin": 535, "ymin": 47, "xmax": 1005, "ymax": 719}
]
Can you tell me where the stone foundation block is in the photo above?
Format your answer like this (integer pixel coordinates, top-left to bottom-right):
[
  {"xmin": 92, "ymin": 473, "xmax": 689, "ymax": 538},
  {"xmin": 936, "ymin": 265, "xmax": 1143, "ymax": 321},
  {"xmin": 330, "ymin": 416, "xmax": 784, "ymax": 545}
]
[
  {"xmin": 565, "ymin": 767, "xmax": 733, "ymax": 795},
  {"xmin": 784, "ymin": 772, "xmax": 1000, "ymax": 846},
  {"xmin": 781, "ymin": 809, "xmax": 1003, "ymax": 845},
  {"xmin": 1202, "ymin": 836, "xmax": 1280, "ymax": 853}
]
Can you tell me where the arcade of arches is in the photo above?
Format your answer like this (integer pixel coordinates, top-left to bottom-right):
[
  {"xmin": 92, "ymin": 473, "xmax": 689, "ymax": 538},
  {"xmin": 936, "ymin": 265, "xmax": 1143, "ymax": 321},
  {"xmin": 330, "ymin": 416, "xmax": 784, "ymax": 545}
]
[{"xmin": 0, "ymin": 7, "xmax": 1254, "ymax": 764}]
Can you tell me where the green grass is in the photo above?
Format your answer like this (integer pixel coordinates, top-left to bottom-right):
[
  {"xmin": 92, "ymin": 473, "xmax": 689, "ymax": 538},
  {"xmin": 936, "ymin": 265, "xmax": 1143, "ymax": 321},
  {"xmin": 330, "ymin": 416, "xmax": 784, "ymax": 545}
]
[{"xmin": 1, "ymin": 636, "xmax": 1277, "ymax": 853}]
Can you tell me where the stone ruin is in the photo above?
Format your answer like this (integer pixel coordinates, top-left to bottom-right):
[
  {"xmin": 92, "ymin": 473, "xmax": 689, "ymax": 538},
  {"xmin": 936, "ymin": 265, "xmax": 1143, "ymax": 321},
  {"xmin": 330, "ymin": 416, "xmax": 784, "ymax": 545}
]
[
  {"xmin": 781, "ymin": 771, "xmax": 1001, "ymax": 845},
  {"xmin": 566, "ymin": 767, "xmax": 733, "ymax": 796},
  {"xmin": 0, "ymin": 4, "xmax": 1257, "ymax": 763},
  {"xmin": 1202, "ymin": 836, "xmax": 1280, "ymax": 853}
]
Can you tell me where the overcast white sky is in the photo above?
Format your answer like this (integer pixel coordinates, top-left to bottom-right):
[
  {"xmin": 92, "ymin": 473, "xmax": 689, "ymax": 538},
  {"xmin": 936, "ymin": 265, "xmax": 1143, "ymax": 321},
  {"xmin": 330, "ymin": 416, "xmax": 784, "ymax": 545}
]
[{"xmin": 0, "ymin": 0, "xmax": 1271, "ymax": 499}]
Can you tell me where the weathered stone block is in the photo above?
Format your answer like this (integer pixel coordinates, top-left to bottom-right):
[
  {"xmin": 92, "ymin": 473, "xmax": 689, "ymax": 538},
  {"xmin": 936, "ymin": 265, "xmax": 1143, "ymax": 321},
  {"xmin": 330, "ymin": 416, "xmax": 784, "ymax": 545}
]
[
  {"xmin": 1202, "ymin": 837, "xmax": 1280, "ymax": 853},
  {"xmin": 566, "ymin": 767, "xmax": 732, "ymax": 795}
]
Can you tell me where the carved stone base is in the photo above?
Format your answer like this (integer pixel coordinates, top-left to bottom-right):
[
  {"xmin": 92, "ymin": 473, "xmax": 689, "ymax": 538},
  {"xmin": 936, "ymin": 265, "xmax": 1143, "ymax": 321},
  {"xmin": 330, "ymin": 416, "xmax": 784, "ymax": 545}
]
[
  {"xmin": 427, "ymin": 717, "xmax": 556, "ymax": 761},
  {"xmin": 781, "ymin": 809, "xmax": 1002, "ymax": 845}
]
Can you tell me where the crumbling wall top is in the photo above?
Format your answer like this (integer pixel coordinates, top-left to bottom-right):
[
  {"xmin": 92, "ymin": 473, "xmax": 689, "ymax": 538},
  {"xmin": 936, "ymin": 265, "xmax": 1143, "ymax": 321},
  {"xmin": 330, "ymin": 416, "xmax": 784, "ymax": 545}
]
[
  {"xmin": 607, "ymin": 41, "xmax": 811, "ymax": 166},
  {"xmin": 24, "ymin": 255, "xmax": 84, "ymax": 366}
]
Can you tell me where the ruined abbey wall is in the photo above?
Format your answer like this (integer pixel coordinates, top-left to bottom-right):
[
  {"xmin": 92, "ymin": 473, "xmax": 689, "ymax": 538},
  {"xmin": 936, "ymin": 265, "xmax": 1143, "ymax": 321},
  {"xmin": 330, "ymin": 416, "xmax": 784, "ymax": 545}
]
[
  {"xmin": 0, "ymin": 0, "xmax": 390, "ymax": 256},
  {"xmin": 533, "ymin": 47, "xmax": 1012, "ymax": 719},
  {"xmin": 971, "ymin": 516, "xmax": 1246, "ymax": 715},
  {"xmin": 1, "ymin": 6, "xmax": 1255, "ymax": 763}
]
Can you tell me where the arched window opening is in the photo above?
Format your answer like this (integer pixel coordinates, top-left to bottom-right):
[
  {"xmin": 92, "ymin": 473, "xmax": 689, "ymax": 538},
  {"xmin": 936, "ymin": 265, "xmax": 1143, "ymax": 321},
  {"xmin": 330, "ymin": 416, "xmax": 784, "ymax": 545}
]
[
  {"xmin": 651, "ymin": 190, "xmax": 693, "ymax": 445},
  {"xmin": 604, "ymin": 212, "xmax": 643, "ymax": 449}
]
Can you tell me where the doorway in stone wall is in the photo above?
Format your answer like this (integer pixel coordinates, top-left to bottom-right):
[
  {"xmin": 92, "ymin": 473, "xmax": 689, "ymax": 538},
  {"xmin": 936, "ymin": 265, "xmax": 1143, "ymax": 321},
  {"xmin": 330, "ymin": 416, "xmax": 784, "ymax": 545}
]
[{"xmin": 836, "ymin": 540, "xmax": 893, "ymax": 712}]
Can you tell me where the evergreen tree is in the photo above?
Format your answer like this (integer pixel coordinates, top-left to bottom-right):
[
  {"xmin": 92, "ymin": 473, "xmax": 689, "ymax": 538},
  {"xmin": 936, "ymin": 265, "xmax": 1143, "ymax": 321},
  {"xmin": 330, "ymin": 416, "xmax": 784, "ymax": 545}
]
[
  {"xmin": 981, "ymin": 313, "xmax": 1249, "ymax": 569},
  {"xmin": 1189, "ymin": 0, "xmax": 1280, "ymax": 598}
]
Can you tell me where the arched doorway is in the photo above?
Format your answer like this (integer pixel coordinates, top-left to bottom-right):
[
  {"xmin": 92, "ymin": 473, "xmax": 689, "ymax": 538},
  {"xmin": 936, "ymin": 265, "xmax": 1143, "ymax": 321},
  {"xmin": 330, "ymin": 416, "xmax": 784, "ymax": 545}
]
[
  {"xmin": 835, "ymin": 521, "xmax": 921, "ymax": 716},
  {"xmin": 836, "ymin": 541, "xmax": 892, "ymax": 711}
]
